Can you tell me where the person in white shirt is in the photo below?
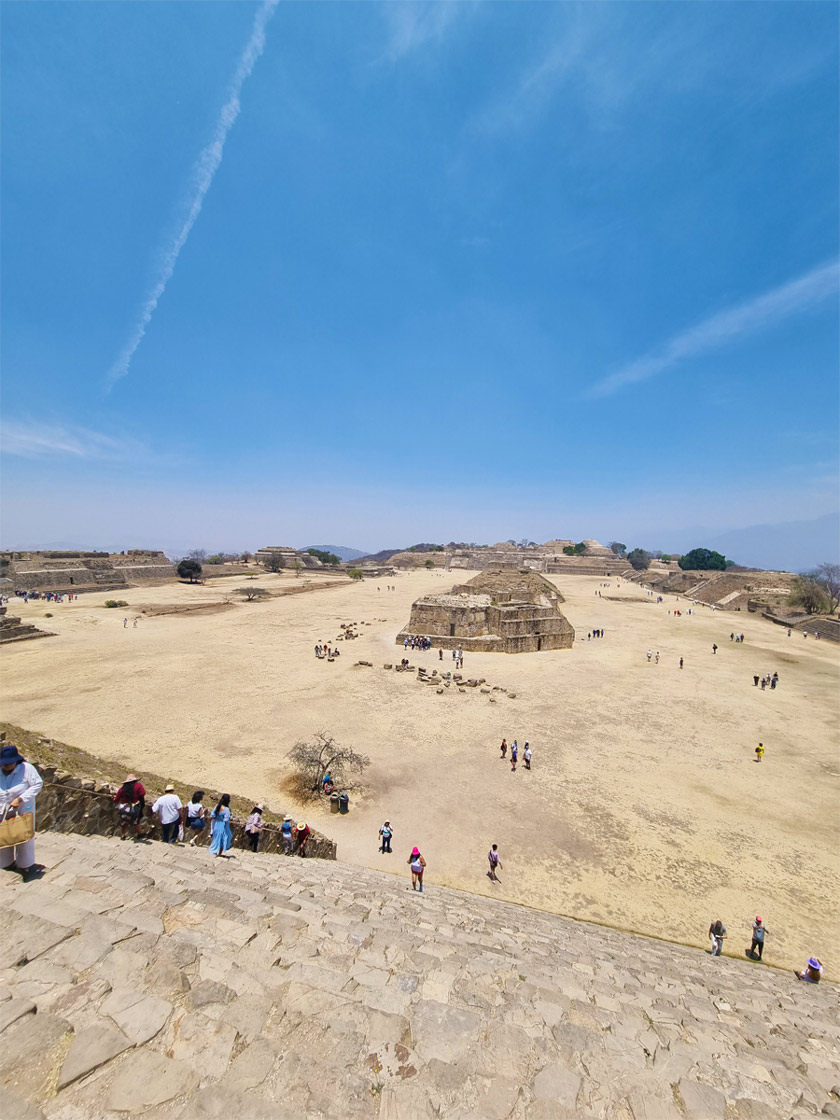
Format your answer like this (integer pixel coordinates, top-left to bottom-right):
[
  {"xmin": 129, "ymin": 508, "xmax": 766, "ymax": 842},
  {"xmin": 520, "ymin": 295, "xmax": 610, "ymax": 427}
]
[
  {"xmin": 152, "ymin": 784, "xmax": 183, "ymax": 844},
  {"xmin": 0, "ymin": 744, "xmax": 44, "ymax": 880},
  {"xmin": 244, "ymin": 805, "xmax": 264, "ymax": 852}
]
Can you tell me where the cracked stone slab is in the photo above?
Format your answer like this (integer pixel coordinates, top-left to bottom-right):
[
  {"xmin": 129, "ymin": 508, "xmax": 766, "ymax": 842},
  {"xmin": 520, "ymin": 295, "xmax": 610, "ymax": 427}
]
[
  {"xmin": 100, "ymin": 988, "xmax": 172, "ymax": 1046},
  {"xmin": 57, "ymin": 1023, "xmax": 132, "ymax": 1089},
  {"xmin": 0, "ymin": 999, "xmax": 36, "ymax": 1035}
]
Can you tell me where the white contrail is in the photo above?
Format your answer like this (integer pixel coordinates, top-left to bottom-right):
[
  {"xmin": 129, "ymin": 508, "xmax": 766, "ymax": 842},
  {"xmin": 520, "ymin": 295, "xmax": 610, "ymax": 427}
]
[
  {"xmin": 105, "ymin": 0, "xmax": 279, "ymax": 390},
  {"xmin": 588, "ymin": 260, "xmax": 840, "ymax": 398}
]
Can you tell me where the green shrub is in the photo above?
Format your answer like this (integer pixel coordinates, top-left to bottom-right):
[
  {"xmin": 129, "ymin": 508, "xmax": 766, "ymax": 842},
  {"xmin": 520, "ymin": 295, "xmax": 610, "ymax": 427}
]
[
  {"xmin": 104, "ymin": 600, "xmax": 129, "ymax": 608},
  {"xmin": 348, "ymin": 568, "xmax": 364, "ymax": 580}
]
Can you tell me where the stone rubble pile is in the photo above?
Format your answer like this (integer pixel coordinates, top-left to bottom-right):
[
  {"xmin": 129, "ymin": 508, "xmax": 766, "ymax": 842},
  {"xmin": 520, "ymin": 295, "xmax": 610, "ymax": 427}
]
[{"xmin": 0, "ymin": 832, "xmax": 838, "ymax": 1120}]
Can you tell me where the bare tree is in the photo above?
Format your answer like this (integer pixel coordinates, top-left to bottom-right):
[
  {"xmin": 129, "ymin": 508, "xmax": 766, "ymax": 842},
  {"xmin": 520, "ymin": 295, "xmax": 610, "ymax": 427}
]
[
  {"xmin": 814, "ymin": 562, "xmax": 840, "ymax": 613},
  {"xmin": 789, "ymin": 575, "xmax": 829, "ymax": 615},
  {"xmin": 186, "ymin": 548, "xmax": 207, "ymax": 563},
  {"xmin": 235, "ymin": 587, "xmax": 270, "ymax": 602},
  {"xmin": 287, "ymin": 732, "xmax": 370, "ymax": 793}
]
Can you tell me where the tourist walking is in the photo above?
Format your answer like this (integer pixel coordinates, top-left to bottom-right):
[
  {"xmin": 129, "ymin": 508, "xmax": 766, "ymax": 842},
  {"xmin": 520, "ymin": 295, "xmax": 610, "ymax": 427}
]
[
  {"xmin": 295, "ymin": 821, "xmax": 311, "ymax": 856},
  {"xmin": 523, "ymin": 743, "xmax": 532, "ymax": 770},
  {"xmin": 114, "ymin": 774, "xmax": 146, "ymax": 841},
  {"xmin": 749, "ymin": 916, "xmax": 767, "ymax": 960},
  {"xmin": 755, "ymin": 742, "xmax": 765, "ymax": 763},
  {"xmin": 488, "ymin": 844, "xmax": 502, "ymax": 882},
  {"xmin": 280, "ymin": 815, "xmax": 294, "ymax": 854},
  {"xmin": 379, "ymin": 820, "xmax": 393, "ymax": 853},
  {"xmin": 500, "ymin": 738, "xmax": 508, "ymax": 759},
  {"xmin": 753, "ymin": 674, "xmax": 760, "ymax": 687},
  {"xmin": 0, "ymin": 744, "xmax": 44, "ymax": 881},
  {"xmin": 709, "ymin": 919, "xmax": 727, "ymax": 956},
  {"xmin": 679, "ymin": 657, "xmax": 684, "ymax": 670},
  {"xmin": 510, "ymin": 742, "xmax": 518, "ymax": 771},
  {"xmin": 152, "ymin": 784, "xmax": 183, "ymax": 844},
  {"xmin": 712, "ymin": 644, "xmax": 718, "ymax": 654},
  {"xmin": 408, "ymin": 846, "xmax": 426, "ymax": 891},
  {"xmin": 209, "ymin": 794, "xmax": 233, "ymax": 857},
  {"xmin": 244, "ymin": 805, "xmax": 263, "ymax": 852},
  {"xmin": 185, "ymin": 791, "xmax": 206, "ymax": 845}
]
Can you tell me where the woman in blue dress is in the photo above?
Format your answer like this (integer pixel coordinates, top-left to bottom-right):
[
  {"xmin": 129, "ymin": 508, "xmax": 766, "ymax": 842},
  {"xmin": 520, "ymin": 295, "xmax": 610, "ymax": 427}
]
[{"xmin": 208, "ymin": 793, "xmax": 233, "ymax": 857}]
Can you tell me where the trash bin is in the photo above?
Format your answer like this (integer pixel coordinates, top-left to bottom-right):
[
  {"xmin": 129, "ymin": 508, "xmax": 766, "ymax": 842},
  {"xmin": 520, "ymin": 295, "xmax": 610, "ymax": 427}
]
[
  {"xmin": 330, "ymin": 794, "xmax": 340, "ymax": 814},
  {"xmin": 339, "ymin": 793, "xmax": 349, "ymax": 815}
]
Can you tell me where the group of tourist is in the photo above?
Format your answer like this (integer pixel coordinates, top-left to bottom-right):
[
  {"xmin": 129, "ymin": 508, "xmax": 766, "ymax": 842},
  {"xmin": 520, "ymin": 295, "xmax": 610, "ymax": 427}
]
[
  {"xmin": 729, "ymin": 632, "xmax": 747, "ymax": 643},
  {"xmin": 403, "ymin": 634, "xmax": 432, "ymax": 651},
  {"xmin": 499, "ymin": 738, "xmax": 532, "ymax": 770},
  {"xmin": 110, "ymin": 775, "xmax": 312, "ymax": 856},
  {"xmin": 708, "ymin": 916, "xmax": 823, "ymax": 982},
  {"xmin": 12, "ymin": 590, "xmax": 78, "ymax": 603},
  {"xmin": 753, "ymin": 671, "xmax": 779, "ymax": 690},
  {"xmin": 314, "ymin": 643, "xmax": 339, "ymax": 658},
  {"xmin": 586, "ymin": 629, "xmax": 605, "ymax": 639}
]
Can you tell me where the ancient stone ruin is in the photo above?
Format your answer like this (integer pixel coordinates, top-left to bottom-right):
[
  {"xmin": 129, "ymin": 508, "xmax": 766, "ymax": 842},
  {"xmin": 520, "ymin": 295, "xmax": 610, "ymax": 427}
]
[
  {"xmin": 397, "ymin": 568, "xmax": 575, "ymax": 653},
  {"xmin": 254, "ymin": 546, "xmax": 324, "ymax": 570},
  {"xmin": 0, "ymin": 604, "xmax": 54, "ymax": 645},
  {"xmin": 1, "ymin": 550, "xmax": 175, "ymax": 593},
  {"xmin": 444, "ymin": 538, "xmax": 631, "ymax": 576}
]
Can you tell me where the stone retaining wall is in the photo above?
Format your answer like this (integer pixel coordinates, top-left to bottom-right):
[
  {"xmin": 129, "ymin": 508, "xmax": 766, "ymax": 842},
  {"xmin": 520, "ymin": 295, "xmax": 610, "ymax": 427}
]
[{"xmin": 30, "ymin": 765, "xmax": 337, "ymax": 860}]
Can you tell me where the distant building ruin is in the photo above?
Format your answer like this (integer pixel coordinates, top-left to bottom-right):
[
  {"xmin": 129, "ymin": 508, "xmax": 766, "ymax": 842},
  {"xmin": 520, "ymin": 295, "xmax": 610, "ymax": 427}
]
[
  {"xmin": 397, "ymin": 568, "xmax": 575, "ymax": 653},
  {"xmin": 443, "ymin": 539, "xmax": 630, "ymax": 576},
  {"xmin": 255, "ymin": 546, "xmax": 324, "ymax": 570},
  {"xmin": 0, "ymin": 551, "xmax": 175, "ymax": 594}
]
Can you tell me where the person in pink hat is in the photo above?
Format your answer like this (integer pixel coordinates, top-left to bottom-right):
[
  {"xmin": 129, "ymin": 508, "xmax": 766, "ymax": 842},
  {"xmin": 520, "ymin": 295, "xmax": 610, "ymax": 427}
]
[{"xmin": 407, "ymin": 846, "xmax": 426, "ymax": 891}]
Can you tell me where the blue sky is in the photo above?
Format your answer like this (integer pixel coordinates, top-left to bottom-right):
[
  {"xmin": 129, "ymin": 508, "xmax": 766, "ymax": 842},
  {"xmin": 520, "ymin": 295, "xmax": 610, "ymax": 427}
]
[{"xmin": 2, "ymin": 1, "xmax": 838, "ymax": 556}]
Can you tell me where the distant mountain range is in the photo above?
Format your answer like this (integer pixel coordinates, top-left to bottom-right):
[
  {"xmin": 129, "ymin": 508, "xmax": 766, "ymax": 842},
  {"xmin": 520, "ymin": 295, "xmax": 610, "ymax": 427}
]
[
  {"xmin": 303, "ymin": 544, "xmax": 368, "ymax": 563},
  {"xmin": 701, "ymin": 512, "xmax": 839, "ymax": 573}
]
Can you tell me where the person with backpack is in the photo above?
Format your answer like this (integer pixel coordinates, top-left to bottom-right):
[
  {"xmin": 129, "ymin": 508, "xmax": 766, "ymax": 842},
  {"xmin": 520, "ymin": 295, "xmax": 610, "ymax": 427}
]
[
  {"xmin": 280, "ymin": 815, "xmax": 294, "ymax": 854},
  {"xmin": 244, "ymin": 805, "xmax": 263, "ymax": 852},
  {"xmin": 379, "ymin": 820, "xmax": 393, "ymax": 853},
  {"xmin": 408, "ymin": 847, "xmax": 426, "ymax": 891},
  {"xmin": 114, "ymin": 774, "xmax": 146, "ymax": 841}
]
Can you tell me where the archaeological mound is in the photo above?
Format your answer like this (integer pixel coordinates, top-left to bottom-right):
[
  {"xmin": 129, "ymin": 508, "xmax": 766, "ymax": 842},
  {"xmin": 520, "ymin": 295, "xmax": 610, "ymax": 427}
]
[{"xmin": 397, "ymin": 568, "xmax": 575, "ymax": 653}]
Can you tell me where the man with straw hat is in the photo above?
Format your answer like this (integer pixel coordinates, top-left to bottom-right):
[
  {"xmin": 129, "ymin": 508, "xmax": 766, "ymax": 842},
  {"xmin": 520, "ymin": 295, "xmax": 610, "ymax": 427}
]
[{"xmin": 0, "ymin": 744, "xmax": 44, "ymax": 882}]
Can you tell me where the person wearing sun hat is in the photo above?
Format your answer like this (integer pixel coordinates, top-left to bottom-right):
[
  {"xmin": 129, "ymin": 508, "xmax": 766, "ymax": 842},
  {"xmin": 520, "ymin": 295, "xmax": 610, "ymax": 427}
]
[
  {"xmin": 795, "ymin": 957, "xmax": 823, "ymax": 983},
  {"xmin": 113, "ymin": 773, "xmax": 146, "ymax": 841},
  {"xmin": 407, "ymin": 846, "xmax": 426, "ymax": 892},
  {"xmin": 152, "ymin": 784, "xmax": 183, "ymax": 845},
  {"xmin": 294, "ymin": 821, "xmax": 311, "ymax": 857},
  {"xmin": 0, "ymin": 743, "xmax": 44, "ymax": 881}
]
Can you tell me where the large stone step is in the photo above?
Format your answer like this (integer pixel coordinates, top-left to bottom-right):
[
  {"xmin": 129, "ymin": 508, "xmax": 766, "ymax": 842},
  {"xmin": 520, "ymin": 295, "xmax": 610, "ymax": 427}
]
[{"xmin": 0, "ymin": 832, "xmax": 837, "ymax": 1120}]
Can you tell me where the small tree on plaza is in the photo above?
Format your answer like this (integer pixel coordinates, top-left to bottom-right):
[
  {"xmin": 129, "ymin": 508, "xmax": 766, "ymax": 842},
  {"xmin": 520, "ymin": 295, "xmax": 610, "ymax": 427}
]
[
  {"xmin": 287, "ymin": 732, "xmax": 370, "ymax": 795},
  {"xmin": 177, "ymin": 559, "xmax": 202, "ymax": 582},
  {"xmin": 235, "ymin": 587, "xmax": 270, "ymax": 602}
]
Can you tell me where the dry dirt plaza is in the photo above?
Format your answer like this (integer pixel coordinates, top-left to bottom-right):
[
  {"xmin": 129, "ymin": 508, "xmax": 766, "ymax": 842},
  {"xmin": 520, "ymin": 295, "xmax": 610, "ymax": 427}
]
[{"xmin": 2, "ymin": 568, "xmax": 838, "ymax": 979}]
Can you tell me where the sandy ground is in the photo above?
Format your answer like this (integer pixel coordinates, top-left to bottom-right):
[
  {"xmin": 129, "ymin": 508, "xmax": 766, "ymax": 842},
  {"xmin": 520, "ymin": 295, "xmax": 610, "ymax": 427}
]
[{"xmin": 2, "ymin": 569, "xmax": 838, "ymax": 977}]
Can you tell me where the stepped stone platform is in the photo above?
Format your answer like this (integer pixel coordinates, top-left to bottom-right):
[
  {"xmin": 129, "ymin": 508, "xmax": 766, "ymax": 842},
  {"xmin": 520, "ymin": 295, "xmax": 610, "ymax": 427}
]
[{"xmin": 1, "ymin": 833, "xmax": 838, "ymax": 1120}]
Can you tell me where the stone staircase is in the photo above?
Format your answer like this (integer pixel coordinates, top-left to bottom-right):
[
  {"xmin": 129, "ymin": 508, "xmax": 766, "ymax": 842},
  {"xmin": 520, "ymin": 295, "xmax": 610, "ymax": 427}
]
[{"xmin": 1, "ymin": 832, "xmax": 838, "ymax": 1120}]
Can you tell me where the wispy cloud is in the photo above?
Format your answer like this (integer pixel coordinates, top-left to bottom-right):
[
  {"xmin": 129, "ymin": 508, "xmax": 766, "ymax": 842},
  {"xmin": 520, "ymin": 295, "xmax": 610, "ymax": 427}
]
[
  {"xmin": 588, "ymin": 261, "xmax": 840, "ymax": 398},
  {"xmin": 105, "ymin": 0, "xmax": 279, "ymax": 390},
  {"xmin": 380, "ymin": 1, "xmax": 467, "ymax": 62},
  {"xmin": 1, "ymin": 419, "xmax": 155, "ymax": 462}
]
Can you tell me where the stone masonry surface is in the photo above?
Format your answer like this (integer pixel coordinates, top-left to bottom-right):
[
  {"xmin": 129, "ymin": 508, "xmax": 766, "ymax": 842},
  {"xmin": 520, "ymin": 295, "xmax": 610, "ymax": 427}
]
[{"xmin": 1, "ymin": 832, "xmax": 838, "ymax": 1120}]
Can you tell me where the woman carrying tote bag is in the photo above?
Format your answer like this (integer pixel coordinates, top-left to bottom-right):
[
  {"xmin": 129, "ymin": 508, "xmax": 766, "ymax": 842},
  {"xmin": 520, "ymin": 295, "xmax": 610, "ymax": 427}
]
[{"xmin": 0, "ymin": 744, "xmax": 44, "ymax": 881}]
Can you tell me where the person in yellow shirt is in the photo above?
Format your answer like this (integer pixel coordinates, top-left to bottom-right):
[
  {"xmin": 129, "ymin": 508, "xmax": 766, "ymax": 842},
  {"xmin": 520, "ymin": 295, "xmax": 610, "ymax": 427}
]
[{"xmin": 755, "ymin": 742, "xmax": 765, "ymax": 763}]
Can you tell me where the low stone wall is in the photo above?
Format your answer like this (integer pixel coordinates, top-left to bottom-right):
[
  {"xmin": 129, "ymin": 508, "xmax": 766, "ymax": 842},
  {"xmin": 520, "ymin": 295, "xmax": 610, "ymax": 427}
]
[{"xmin": 30, "ymin": 765, "xmax": 337, "ymax": 860}]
